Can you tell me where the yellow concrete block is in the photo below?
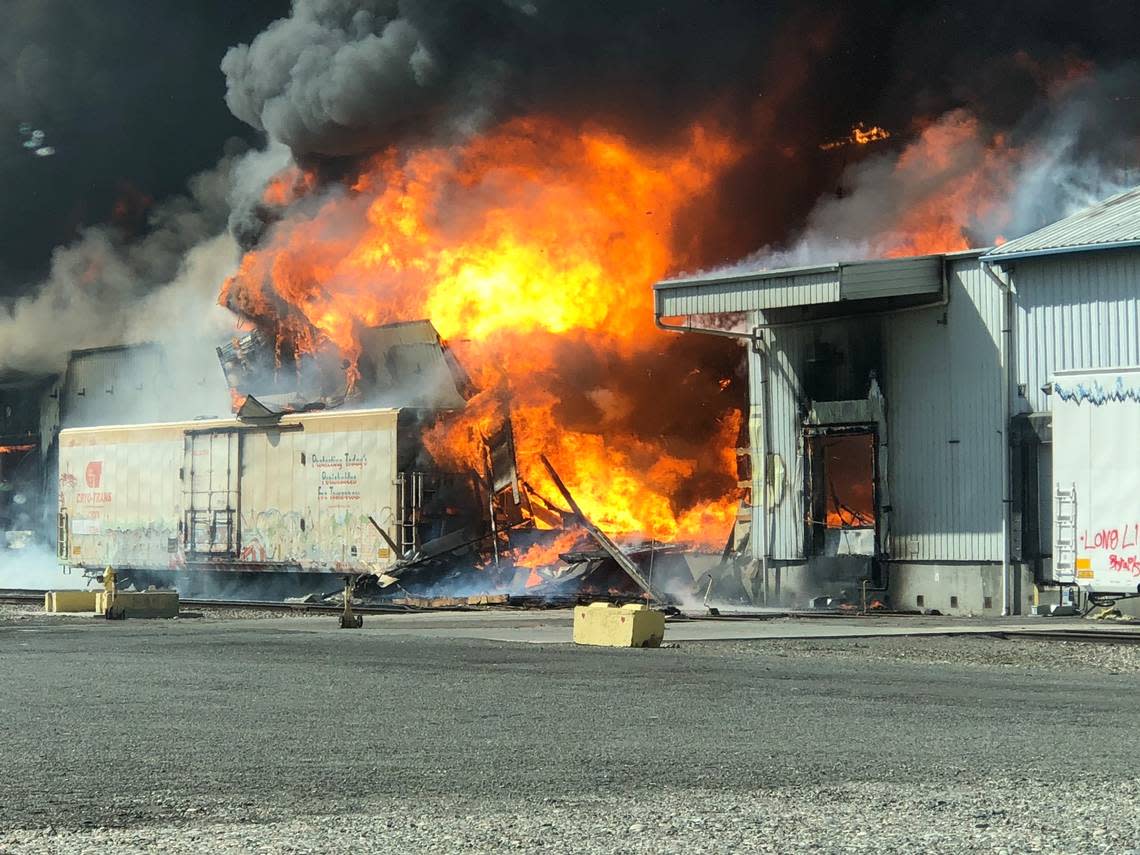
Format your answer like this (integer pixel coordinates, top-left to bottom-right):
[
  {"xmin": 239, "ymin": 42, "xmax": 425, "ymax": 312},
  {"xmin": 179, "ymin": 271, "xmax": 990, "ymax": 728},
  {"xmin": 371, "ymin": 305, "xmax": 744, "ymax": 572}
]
[
  {"xmin": 96, "ymin": 590, "xmax": 180, "ymax": 619},
  {"xmin": 573, "ymin": 602, "xmax": 665, "ymax": 648},
  {"xmin": 44, "ymin": 590, "xmax": 99, "ymax": 613}
]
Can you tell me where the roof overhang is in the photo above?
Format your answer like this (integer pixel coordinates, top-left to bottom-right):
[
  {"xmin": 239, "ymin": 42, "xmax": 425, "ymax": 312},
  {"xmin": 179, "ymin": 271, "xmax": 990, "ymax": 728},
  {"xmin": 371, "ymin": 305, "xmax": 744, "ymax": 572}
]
[
  {"xmin": 982, "ymin": 239, "xmax": 1140, "ymax": 264},
  {"xmin": 654, "ymin": 254, "xmax": 948, "ymax": 323}
]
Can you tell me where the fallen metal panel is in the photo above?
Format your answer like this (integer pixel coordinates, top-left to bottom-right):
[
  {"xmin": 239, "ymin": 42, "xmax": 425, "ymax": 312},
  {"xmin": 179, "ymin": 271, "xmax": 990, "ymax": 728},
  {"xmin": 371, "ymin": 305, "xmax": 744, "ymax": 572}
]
[{"xmin": 539, "ymin": 455, "xmax": 662, "ymax": 602}]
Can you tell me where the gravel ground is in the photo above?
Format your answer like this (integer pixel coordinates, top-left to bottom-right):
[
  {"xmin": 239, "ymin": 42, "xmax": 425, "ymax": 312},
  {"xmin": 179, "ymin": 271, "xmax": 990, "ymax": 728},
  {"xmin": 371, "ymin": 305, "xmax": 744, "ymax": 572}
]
[
  {"xmin": 692, "ymin": 634, "xmax": 1140, "ymax": 673},
  {"xmin": 3, "ymin": 780, "xmax": 1138, "ymax": 854},
  {"xmin": 1, "ymin": 619, "xmax": 1137, "ymax": 853}
]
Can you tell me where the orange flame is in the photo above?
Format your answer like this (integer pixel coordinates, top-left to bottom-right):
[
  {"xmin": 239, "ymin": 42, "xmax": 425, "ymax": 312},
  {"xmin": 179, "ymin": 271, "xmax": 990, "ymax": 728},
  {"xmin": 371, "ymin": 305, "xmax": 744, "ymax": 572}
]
[
  {"xmin": 819, "ymin": 122, "xmax": 892, "ymax": 151},
  {"xmin": 221, "ymin": 116, "xmax": 744, "ymax": 545},
  {"xmin": 879, "ymin": 111, "xmax": 1016, "ymax": 257},
  {"xmin": 515, "ymin": 529, "xmax": 589, "ymax": 570}
]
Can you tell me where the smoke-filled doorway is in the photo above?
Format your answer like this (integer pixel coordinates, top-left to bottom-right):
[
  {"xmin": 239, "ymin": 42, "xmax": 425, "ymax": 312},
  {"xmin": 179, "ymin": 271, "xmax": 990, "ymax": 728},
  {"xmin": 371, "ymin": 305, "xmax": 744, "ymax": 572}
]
[{"xmin": 804, "ymin": 428, "xmax": 877, "ymax": 558}]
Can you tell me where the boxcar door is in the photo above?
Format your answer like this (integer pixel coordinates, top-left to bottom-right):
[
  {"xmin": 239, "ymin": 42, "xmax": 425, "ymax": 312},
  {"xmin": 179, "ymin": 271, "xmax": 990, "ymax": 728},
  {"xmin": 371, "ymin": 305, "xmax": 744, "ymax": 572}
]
[{"xmin": 183, "ymin": 430, "xmax": 241, "ymax": 558}]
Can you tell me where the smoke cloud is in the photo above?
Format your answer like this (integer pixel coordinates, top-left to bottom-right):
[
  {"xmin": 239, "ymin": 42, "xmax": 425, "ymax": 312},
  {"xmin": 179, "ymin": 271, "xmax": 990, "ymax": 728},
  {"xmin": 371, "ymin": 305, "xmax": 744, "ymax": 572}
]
[
  {"xmin": 701, "ymin": 65, "xmax": 1140, "ymax": 275},
  {"xmin": 0, "ymin": 145, "xmax": 288, "ymax": 379}
]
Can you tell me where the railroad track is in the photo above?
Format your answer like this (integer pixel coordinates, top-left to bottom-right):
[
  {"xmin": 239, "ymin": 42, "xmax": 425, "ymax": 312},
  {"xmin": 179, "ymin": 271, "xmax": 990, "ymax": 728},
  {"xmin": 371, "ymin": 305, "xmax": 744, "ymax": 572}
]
[
  {"xmin": 0, "ymin": 589, "xmax": 46, "ymax": 605},
  {"xmin": 5, "ymin": 590, "xmax": 1140, "ymax": 642},
  {"xmin": 0, "ymin": 589, "xmax": 436, "ymax": 614}
]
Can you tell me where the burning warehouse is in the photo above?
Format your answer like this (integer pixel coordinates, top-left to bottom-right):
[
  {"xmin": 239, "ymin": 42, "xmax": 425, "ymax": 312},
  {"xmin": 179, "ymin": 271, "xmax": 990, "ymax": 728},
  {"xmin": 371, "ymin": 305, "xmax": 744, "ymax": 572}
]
[
  {"xmin": 5, "ymin": 1, "xmax": 1140, "ymax": 614},
  {"xmin": 655, "ymin": 185, "xmax": 1140, "ymax": 616}
]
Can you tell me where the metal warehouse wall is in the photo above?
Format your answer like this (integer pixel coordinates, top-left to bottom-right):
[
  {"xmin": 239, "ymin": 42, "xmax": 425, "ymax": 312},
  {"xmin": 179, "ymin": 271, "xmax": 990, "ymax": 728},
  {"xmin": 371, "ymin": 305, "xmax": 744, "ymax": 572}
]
[
  {"xmin": 749, "ymin": 256, "xmax": 1005, "ymax": 563},
  {"xmin": 1012, "ymin": 248, "xmax": 1140, "ymax": 413},
  {"xmin": 63, "ymin": 346, "xmax": 171, "ymax": 428},
  {"xmin": 882, "ymin": 258, "xmax": 1004, "ymax": 562}
]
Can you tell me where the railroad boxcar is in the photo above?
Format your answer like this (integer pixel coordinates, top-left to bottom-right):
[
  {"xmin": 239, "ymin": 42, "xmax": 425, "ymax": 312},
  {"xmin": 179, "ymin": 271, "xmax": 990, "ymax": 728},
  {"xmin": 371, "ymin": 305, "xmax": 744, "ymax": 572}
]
[{"xmin": 56, "ymin": 407, "xmax": 480, "ymax": 591}]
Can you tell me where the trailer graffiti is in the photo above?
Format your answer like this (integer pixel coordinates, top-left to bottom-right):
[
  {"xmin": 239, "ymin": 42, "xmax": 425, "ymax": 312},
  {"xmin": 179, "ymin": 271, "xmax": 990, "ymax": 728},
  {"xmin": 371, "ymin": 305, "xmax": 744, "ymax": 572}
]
[
  {"xmin": 239, "ymin": 508, "xmax": 304, "ymax": 563},
  {"xmin": 1054, "ymin": 377, "xmax": 1140, "ymax": 405},
  {"xmin": 236, "ymin": 505, "xmax": 398, "ymax": 566},
  {"xmin": 1079, "ymin": 523, "xmax": 1140, "ymax": 552},
  {"xmin": 1107, "ymin": 554, "xmax": 1140, "ymax": 576}
]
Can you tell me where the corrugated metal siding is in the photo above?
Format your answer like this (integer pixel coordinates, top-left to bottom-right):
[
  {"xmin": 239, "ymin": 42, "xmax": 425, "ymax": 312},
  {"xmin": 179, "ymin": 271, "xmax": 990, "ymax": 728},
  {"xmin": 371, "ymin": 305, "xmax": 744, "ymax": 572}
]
[
  {"xmin": 657, "ymin": 270, "xmax": 839, "ymax": 316},
  {"xmin": 63, "ymin": 346, "xmax": 169, "ymax": 428},
  {"xmin": 657, "ymin": 257, "xmax": 944, "ymax": 316},
  {"xmin": 883, "ymin": 258, "xmax": 1004, "ymax": 561},
  {"xmin": 1015, "ymin": 249, "xmax": 1140, "ymax": 412},
  {"xmin": 839, "ymin": 256, "xmax": 942, "ymax": 300}
]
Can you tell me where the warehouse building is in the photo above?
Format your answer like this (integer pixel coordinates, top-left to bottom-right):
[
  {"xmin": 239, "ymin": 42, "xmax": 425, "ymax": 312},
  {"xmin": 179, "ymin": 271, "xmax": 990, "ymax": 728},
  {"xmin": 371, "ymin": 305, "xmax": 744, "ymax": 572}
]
[{"xmin": 655, "ymin": 186, "xmax": 1140, "ymax": 615}]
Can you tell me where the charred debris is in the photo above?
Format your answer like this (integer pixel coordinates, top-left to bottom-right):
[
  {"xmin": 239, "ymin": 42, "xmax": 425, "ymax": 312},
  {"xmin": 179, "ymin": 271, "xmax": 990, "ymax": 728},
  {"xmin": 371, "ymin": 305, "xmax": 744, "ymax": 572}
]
[{"xmin": 216, "ymin": 319, "xmax": 711, "ymax": 608}]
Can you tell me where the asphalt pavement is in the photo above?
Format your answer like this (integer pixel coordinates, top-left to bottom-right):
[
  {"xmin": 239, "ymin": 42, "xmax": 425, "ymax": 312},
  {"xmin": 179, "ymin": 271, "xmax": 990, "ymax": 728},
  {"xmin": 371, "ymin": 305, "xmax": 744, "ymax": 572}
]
[{"xmin": 0, "ymin": 615, "xmax": 1137, "ymax": 853}]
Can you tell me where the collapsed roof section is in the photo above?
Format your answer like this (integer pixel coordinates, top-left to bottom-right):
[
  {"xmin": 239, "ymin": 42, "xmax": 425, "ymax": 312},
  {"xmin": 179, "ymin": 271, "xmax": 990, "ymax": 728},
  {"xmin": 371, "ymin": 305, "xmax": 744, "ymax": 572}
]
[{"xmin": 217, "ymin": 319, "xmax": 473, "ymax": 416}]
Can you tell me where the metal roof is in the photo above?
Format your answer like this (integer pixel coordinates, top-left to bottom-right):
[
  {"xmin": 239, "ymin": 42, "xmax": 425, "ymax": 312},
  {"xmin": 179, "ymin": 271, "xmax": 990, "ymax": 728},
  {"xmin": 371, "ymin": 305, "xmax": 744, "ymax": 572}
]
[{"xmin": 984, "ymin": 185, "xmax": 1140, "ymax": 262}]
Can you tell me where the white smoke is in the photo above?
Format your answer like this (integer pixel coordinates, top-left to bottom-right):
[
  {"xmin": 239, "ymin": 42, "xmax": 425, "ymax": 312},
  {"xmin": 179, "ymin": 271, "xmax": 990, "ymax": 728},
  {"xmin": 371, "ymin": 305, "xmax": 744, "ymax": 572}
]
[
  {"xmin": 0, "ymin": 543, "xmax": 84, "ymax": 590},
  {"xmin": 0, "ymin": 144, "xmax": 289, "ymax": 379}
]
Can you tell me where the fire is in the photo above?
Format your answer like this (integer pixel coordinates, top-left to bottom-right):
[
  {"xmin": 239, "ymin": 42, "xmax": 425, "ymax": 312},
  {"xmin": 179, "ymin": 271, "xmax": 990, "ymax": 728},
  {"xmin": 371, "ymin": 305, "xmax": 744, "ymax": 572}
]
[
  {"xmin": 878, "ymin": 111, "xmax": 1016, "ymax": 257},
  {"xmin": 819, "ymin": 122, "xmax": 892, "ymax": 151},
  {"xmin": 515, "ymin": 529, "xmax": 589, "ymax": 570},
  {"xmin": 0, "ymin": 444, "xmax": 36, "ymax": 454},
  {"xmin": 222, "ymin": 116, "xmax": 744, "ymax": 545},
  {"xmin": 261, "ymin": 164, "xmax": 318, "ymax": 208}
]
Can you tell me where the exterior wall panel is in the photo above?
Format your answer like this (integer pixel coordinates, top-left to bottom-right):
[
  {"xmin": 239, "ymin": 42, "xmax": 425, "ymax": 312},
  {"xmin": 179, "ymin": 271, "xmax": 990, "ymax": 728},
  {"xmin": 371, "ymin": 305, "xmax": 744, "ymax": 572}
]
[
  {"xmin": 658, "ymin": 270, "xmax": 839, "ymax": 316},
  {"xmin": 883, "ymin": 259, "xmax": 1004, "ymax": 562},
  {"xmin": 748, "ymin": 318, "xmax": 812, "ymax": 561},
  {"xmin": 839, "ymin": 256, "xmax": 943, "ymax": 300},
  {"xmin": 748, "ymin": 258, "xmax": 1005, "ymax": 565}
]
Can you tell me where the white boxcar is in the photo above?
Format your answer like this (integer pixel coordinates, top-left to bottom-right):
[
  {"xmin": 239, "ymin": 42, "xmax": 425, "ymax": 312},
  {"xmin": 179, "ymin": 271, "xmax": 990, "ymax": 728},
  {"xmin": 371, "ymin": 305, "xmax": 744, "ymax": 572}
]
[
  {"xmin": 1051, "ymin": 367, "xmax": 1140, "ymax": 595},
  {"xmin": 57, "ymin": 408, "xmax": 423, "ymax": 577}
]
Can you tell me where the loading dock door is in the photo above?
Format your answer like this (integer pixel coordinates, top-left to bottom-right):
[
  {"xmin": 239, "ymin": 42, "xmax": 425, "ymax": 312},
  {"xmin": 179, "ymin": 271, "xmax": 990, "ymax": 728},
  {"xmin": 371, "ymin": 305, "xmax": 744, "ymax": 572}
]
[
  {"xmin": 183, "ymin": 431, "xmax": 240, "ymax": 557},
  {"xmin": 805, "ymin": 428, "xmax": 877, "ymax": 556}
]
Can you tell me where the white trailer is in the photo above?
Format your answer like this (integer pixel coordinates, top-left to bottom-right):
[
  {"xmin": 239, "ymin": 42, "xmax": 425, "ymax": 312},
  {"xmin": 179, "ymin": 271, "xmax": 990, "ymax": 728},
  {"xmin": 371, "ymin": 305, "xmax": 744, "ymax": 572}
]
[
  {"xmin": 57, "ymin": 408, "xmax": 457, "ymax": 580},
  {"xmin": 1050, "ymin": 366, "xmax": 1140, "ymax": 597}
]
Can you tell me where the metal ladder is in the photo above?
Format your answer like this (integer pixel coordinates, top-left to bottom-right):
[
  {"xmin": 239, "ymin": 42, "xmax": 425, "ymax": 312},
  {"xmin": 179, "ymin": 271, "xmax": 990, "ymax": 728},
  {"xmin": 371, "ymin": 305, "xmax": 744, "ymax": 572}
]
[{"xmin": 1054, "ymin": 483, "xmax": 1078, "ymax": 582}]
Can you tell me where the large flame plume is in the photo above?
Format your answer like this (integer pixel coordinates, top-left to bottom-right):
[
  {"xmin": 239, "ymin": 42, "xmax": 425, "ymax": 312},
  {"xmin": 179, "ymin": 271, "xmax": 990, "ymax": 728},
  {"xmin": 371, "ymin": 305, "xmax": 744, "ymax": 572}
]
[{"xmin": 221, "ymin": 117, "xmax": 745, "ymax": 544}]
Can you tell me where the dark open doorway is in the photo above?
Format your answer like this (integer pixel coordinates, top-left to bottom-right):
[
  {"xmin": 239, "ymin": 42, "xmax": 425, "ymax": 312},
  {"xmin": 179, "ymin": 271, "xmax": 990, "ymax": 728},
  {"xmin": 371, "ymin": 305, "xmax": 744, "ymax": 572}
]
[{"xmin": 804, "ymin": 427, "xmax": 877, "ymax": 557}]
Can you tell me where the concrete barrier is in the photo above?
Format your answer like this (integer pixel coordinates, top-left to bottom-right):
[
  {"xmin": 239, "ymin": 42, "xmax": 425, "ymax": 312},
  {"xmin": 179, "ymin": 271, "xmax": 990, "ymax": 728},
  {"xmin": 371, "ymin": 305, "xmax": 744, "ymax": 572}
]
[
  {"xmin": 573, "ymin": 602, "xmax": 665, "ymax": 648},
  {"xmin": 44, "ymin": 591, "xmax": 99, "ymax": 613},
  {"xmin": 96, "ymin": 591, "xmax": 179, "ymax": 619}
]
